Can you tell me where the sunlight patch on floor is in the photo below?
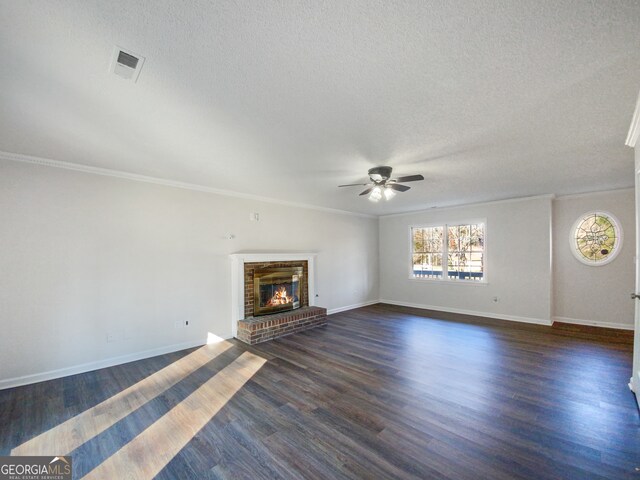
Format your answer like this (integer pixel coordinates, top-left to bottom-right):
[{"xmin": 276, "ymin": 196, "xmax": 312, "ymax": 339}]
[
  {"xmin": 12, "ymin": 336, "xmax": 232, "ymax": 457},
  {"xmin": 82, "ymin": 351, "xmax": 266, "ymax": 480}
]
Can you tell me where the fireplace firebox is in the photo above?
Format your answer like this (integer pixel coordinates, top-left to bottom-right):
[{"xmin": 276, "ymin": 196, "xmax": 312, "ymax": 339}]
[{"xmin": 253, "ymin": 267, "xmax": 303, "ymax": 316}]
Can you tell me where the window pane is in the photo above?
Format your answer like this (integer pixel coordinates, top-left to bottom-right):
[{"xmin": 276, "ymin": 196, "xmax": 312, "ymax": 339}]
[
  {"xmin": 412, "ymin": 226, "xmax": 445, "ymax": 279},
  {"xmin": 432, "ymin": 227, "xmax": 444, "ymax": 252},
  {"xmin": 449, "ymin": 252, "xmax": 468, "ymax": 280},
  {"xmin": 413, "ymin": 253, "xmax": 443, "ymax": 278},
  {"xmin": 459, "ymin": 225, "xmax": 470, "ymax": 251},
  {"xmin": 447, "ymin": 223, "xmax": 484, "ymax": 281},
  {"xmin": 471, "ymin": 224, "xmax": 484, "ymax": 251},
  {"xmin": 428, "ymin": 253, "xmax": 443, "ymax": 278},
  {"xmin": 412, "ymin": 228, "xmax": 424, "ymax": 253},
  {"xmin": 469, "ymin": 252, "xmax": 484, "ymax": 280},
  {"xmin": 414, "ymin": 226, "xmax": 444, "ymax": 253},
  {"xmin": 412, "ymin": 254, "xmax": 423, "ymax": 277},
  {"xmin": 448, "ymin": 226, "xmax": 459, "ymax": 251},
  {"xmin": 447, "ymin": 252, "xmax": 460, "ymax": 279}
]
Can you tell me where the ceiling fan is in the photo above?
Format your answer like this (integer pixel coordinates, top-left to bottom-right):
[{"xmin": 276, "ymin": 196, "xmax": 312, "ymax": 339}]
[{"xmin": 338, "ymin": 166, "xmax": 424, "ymax": 202}]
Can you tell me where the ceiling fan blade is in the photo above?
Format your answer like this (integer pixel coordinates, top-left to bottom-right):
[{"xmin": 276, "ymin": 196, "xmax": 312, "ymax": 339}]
[
  {"xmin": 359, "ymin": 187, "xmax": 374, "ymax": 196},
  {"xmin": 388, "ymin": 183, "xmax": 410, "ymax": 192},
  {"xmin": 393, "ymin": 174, "xmax": 424, "ymax": 183},
  {"xmin": 338, "ymin": 182, "xmax": 372, "ymax": 187}
]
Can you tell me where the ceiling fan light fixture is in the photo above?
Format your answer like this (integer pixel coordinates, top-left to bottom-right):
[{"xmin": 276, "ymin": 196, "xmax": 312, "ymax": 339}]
[
  {"xmin": 383, "ymin": 186, "xmax": 396, "ymax": 200},
  {"xmin": 369, "ymin": 186, "xmax": 382, "ymax": 202}
]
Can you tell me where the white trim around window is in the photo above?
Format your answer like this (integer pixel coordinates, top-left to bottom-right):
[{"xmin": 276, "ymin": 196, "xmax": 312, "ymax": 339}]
[{"xmin": 408, "ymin": 219, "xmax": 488, "ymax": 285}]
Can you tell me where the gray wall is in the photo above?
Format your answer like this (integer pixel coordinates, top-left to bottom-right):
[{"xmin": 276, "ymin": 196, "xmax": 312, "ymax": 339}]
[
  {"xmin": 0, "ymin": 160, "xmax": 379, "ymax": 385},
  {"xmin": 2, "ymin": 157, "xmax": 635, "ymax": 388},
  {"xmin": 553, "ymin": 189, "xmax": 635, "ymax": 328},
  {"xmin": 379, "ymin": 196, "xmax": 553, "ymax": 323}
]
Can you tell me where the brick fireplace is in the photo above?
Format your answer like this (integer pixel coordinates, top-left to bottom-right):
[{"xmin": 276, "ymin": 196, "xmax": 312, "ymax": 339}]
[{"xmin": 230, "ymin": 253, "xmax": 327, "ymax": 344}]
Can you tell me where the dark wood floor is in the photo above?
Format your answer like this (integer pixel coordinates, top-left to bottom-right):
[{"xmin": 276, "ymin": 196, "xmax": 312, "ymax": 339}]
[{"xmin": 1, "ymin": 304, "xmax": 639, "ymax": 479}]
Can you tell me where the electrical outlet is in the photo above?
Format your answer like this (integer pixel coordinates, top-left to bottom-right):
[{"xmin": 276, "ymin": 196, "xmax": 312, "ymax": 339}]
[{"xmin": 492, "ymin": 296, "xmax": 499, "ymax": 303}]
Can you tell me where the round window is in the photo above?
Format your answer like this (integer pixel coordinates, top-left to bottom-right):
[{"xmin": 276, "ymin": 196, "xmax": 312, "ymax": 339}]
[{"xmin": 570, "ymin": 211, "xmax": 622, "ymax": 266}]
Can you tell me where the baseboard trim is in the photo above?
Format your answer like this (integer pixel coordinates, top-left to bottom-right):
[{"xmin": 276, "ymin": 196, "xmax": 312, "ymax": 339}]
[
  {"xmin": 379, "ymin": 299, "xmax": 553, "ymax": 326},
  {"xmin": 327, "ymin": 300, "xmax": 380, "ymax": 315},
  {"xmin": 552, "ymin": 316, "xmax": 634, "ymax": 331},
  {"xmin": 0, "ymin": 338, "xmax": 214, "ymax": 391}
]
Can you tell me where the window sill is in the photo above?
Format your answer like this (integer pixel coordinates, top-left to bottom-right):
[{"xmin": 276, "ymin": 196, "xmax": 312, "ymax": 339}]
[{"xmin": 408, "ymin": 276, "xmax": 489, "ymax": 286}]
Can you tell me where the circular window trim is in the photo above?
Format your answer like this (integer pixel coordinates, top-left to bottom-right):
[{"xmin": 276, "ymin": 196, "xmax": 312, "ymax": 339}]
[{"xmin": 569, "ymin": 211, "xmax": 623, "ymax": 266}]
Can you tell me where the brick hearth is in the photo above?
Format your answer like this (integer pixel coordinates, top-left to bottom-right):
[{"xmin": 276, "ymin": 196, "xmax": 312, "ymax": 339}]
[{"xmin": 236, "ymin": 306, "xmax": 327, "ymax": 345}]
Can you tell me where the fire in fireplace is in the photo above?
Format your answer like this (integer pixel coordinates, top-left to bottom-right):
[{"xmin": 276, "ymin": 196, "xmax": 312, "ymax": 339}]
[{"xmin": 253, "ymin": 267, "xmax": 302, "ymax": 316}]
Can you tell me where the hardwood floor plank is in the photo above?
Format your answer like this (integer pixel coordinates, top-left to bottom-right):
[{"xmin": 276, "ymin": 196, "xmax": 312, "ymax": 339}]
[
  {"xmin": 11, "ymin": 341, "xmax": 233, "ymax": 457},
  {"xmin": 83, "ymin": 351, "xmax": 266, "ymax": 479},
  {"xmin": 1, "ymin": 304, "xmax": 638, "ymax": 479}
]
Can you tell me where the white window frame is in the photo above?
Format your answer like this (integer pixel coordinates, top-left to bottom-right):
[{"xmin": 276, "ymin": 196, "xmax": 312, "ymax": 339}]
[{"xmin": 408, "ymin": 219, "xmax": 488, "ymax": 285}]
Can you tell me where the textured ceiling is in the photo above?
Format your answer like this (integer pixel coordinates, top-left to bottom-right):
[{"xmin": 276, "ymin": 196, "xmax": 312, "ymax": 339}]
[{"xmin": 1, "ymin": 0, "xmax": 639, "ymax": 215}]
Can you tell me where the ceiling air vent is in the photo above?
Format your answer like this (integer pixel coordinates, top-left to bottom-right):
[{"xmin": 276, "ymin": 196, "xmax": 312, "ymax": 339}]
[{"xmin": 109, "ymin": 46, "xmax": 145, "ymax": 82}]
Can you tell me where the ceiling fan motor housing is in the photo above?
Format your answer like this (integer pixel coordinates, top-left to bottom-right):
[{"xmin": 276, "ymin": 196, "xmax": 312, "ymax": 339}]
[{"xmin": 368, "ymin": 166, "xmax": 393, "ymax": 181}]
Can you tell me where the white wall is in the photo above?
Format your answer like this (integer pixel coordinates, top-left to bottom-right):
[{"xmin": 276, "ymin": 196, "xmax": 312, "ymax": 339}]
[
  {"xmin": 2, "ymin": 158, "xmax": 635, "ymax": 388},
  {"xmin": 379, "ymin": 196, "xmax": 553, "ymax": 324},
  {"xmin": 633, "ymin": 147, "xmax": 640, "ymax": 395},
  {"xmin": 0, "ymin": 160, "xmax": 379, "ymax": 386},
  {"xmin": 553, "ymin": 189, "xmax": 635, "ymax": 329}
]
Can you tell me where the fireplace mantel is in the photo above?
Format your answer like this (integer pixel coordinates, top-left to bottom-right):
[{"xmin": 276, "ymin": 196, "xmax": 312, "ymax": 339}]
[{"xmin": 229, "ymin": 253, "xmax": 317, "ymax": 338}]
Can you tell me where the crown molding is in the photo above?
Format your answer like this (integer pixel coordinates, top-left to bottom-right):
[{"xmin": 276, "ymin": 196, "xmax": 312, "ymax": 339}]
[
  {"xmin": 0, "ymin": 150, "xmax": 375, "ymax": 219},
  {"xmin": 626, "ymin": 90, "xmax": 640, "ymax": 148},
  {"xmin": 379, "ymin": 194, "xmax": 555, "ymax": 218},
  {"xmin": 554, "ymin": 187, "xmax": 635, "ymax": 201}
]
